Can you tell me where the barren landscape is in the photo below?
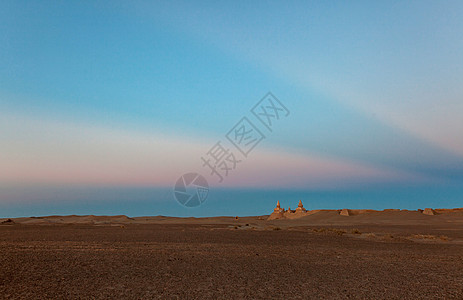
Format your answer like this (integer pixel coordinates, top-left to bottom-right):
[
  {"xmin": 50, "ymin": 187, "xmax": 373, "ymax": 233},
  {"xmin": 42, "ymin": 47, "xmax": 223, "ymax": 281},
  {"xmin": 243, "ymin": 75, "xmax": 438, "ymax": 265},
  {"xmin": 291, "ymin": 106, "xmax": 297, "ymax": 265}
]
[
  {"xmin": 3, "ymin": 1, "xmax": 463, "ymax": 299},
  {"xmin": 1, "ymin": 209, "xmax": 463, "ymax": 299}
]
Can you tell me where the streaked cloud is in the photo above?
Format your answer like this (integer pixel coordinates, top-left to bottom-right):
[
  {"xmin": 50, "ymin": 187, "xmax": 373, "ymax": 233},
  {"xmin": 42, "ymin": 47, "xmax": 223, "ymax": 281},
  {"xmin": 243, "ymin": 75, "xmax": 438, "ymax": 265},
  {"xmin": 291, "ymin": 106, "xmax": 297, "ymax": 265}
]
[
  {"xmin": 0, "ymin": 111, "xmax": 421, "ymax": 192},
  {"xmin": 138, "ymin": 1, "xmax": 463, "ymax": 156}
]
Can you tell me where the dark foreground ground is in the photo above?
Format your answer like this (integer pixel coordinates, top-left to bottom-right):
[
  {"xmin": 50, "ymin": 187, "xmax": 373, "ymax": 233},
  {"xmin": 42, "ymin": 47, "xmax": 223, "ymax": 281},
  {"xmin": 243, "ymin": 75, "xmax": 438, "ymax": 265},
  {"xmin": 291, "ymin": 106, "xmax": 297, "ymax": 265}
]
[{"xmin": 1, "ymin": 224, "xmax": 463, "ymax": 299}]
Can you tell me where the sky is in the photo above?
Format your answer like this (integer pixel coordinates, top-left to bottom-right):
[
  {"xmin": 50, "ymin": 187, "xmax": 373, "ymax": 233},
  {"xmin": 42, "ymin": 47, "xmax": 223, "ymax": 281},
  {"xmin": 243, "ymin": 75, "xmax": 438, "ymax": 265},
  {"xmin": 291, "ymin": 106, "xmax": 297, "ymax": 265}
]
[{"xmin": 1, "ymin": 1, "xmax": 462, "ymax": 217}]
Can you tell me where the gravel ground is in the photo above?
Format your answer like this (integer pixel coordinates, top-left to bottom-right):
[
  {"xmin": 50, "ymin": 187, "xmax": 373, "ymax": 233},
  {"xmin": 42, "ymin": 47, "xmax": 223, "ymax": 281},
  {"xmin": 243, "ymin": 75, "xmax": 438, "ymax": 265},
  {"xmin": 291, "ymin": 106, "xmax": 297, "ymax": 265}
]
[{"xmin": 1, "ymin": 224, "xmax": 463, "ymax": 299}]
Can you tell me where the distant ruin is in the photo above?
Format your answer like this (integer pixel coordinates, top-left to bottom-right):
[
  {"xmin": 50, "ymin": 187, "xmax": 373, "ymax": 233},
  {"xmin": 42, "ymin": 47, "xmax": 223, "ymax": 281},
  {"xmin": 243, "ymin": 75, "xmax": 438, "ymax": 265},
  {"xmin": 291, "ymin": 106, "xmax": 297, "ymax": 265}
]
[
  {"xmin": 268, "ymin": 201, "xmax": 451, "ymax": 220},
  {"xmin": 268, "ymin": 200, "xmax": 311, "ymax": 220},
  {"xmin": 422, "ymin": 208, "xmax": 436, "ymax": 215}
]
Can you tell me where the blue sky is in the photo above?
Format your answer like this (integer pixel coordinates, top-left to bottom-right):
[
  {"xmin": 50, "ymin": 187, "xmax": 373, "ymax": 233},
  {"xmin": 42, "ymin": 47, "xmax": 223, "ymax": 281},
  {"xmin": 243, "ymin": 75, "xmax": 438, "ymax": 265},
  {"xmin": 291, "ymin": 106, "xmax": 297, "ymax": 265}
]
[{"xmin": 1, "ymin": 1, "xmax": 462, "ymax": 217}]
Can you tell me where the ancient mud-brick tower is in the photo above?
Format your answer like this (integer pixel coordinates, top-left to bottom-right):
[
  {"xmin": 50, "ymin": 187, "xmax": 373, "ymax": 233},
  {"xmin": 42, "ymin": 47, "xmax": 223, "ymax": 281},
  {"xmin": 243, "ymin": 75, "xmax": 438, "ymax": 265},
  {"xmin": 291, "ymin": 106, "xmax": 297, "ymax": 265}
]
[
  {"xmin": 268, "ymin": 200, "xmax": 285, "ymax": 220},
  {"xmin": 295, "ymin": 199, "xmax": 306, "ymax": 213},
  {"xmin": 268, "ymin": 200, "xmax": 310, "ymax": 220},
  {"xmin": 274, "ymin": 200, "xmax": 284, "ymax": 213}
]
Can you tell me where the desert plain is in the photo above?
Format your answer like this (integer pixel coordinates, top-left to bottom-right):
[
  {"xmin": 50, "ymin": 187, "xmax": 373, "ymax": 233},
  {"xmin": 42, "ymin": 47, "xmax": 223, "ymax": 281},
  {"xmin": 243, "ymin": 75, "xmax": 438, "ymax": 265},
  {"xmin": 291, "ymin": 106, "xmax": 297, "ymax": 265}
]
[{"xmin": 1, "ymin": 209, "xmax": 463, "ymax": 299}]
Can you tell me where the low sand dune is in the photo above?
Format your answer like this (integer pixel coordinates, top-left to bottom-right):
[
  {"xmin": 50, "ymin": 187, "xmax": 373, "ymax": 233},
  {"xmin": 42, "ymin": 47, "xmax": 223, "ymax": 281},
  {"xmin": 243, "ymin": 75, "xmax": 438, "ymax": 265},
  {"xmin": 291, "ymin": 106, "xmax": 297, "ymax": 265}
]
[
  {"xmin": 3, "ymin": 208, "xmax": 463, "ymax": 227},
  {"xmin": 281, "ymin": 209, "xmax": 463, "ymax": 226},
  {"xmin": 5, "ymin": 215, "xmax": 135, "ymax": 225}
]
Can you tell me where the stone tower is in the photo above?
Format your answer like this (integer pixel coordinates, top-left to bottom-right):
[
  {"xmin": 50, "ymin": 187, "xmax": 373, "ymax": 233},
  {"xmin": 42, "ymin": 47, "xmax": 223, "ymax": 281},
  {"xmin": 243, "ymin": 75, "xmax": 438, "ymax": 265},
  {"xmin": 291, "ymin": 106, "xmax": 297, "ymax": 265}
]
[
  {"xmin": 295, "ymin": 199, "xmax": 306, "ymax": 213},
  {"xmin": 274, "ymin": 200, "xmax": 284, "ymax": 212},
  {"xmin": 268, "ymin": 200, "xmax": 286, "ymax": 220}
]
